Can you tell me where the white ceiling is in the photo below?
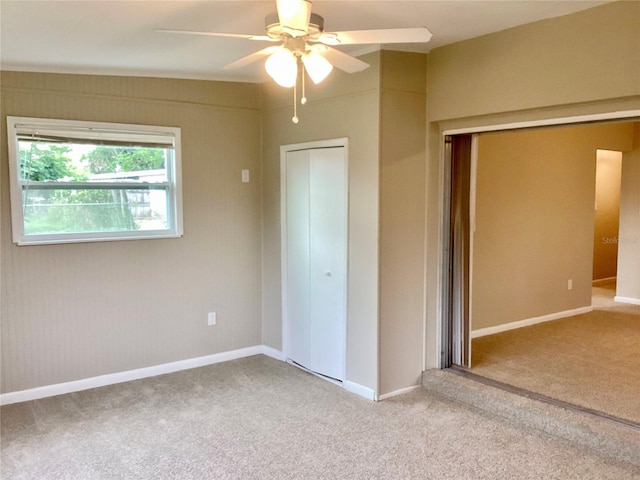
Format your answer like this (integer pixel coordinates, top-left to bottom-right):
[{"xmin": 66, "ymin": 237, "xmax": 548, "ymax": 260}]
[{"xmin": 0, "ymin": 0, "xmax": 612, "ymax": 83}]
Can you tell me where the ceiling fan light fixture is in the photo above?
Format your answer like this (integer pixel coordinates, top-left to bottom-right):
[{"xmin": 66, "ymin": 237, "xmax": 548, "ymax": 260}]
[
  {"xmin": 277, "ymin": 0, "xmax": 312, "ymax": 38},
  {"xmin": 302, "ymin": 51, "xmax": 333, "ymax": 84},
  {"xmin": 265, "ymin": 48, "xmax": 298, "ymax": 88}
]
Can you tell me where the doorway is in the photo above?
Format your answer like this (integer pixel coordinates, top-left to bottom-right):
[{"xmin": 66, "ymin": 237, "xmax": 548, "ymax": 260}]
[
  {"xmin": 592, "ymin": 149, "xmax": 623, "ymax": 305},
  {"xmin": 441, "ymin": 117, "xmax": 640, "ymax": 422},
  {"xmin": 280, "ymin": 139, "xmax": 348, "ymax": 382}
]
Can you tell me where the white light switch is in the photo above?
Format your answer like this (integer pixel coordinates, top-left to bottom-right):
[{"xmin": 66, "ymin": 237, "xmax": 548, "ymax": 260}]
[
  {"xmin": 242, "ymin": 169, "xmax": 250, "ymax": 183},
  {"xmin": 208, "ymin": 312, "xmax": 217, "ymax": 326}
]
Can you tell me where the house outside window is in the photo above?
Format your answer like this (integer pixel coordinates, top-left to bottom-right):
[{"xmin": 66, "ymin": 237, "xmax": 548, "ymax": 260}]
[{"xmin": 7, "ymin": 117, "xmax": 183, "ymax": 245}]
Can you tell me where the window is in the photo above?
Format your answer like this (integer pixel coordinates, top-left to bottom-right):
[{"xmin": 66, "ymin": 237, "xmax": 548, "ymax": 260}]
[{"xmin": 7, "ymin": 117, "xmax": 183, "ymax": 245}]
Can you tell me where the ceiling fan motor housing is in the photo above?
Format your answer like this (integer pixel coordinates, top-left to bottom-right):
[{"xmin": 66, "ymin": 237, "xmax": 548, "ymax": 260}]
[{"xmin": 265, "ymin": 12, "xmax": 325, "ymax": 40}]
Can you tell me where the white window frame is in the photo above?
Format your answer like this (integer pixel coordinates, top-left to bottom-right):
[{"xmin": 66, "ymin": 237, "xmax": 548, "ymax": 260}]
[{"xmin": 7, "ymin": 116, "xmax": 183, "ymax": 246}]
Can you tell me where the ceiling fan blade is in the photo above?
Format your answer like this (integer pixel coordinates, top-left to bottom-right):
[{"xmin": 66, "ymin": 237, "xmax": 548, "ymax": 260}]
[
  {"xmin": 320, "ymin": 27, "xmax": 433, "ymax": 46},
  {"xmin": 223, "ymin": 46, "xmax": 281, "ymax": 70},
  {"xmin": 320, "ymin": 47, "xmax": 370, "ymax": 74},
  {"xmin": 156, "ymin": 29, "xmax": 274, "ymax": 42}
]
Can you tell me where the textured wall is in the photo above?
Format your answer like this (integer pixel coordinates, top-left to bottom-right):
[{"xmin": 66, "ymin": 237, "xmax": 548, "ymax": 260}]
[
  {"xmin": 424, "ymin": 1, "xmax": 640, "ymax": 367},
  {"xmin": 261, "ymin": 52, "xmax": 381, "ymax": 393},
  {"xmin": 427, "ymin": 1, "xmax": 640, "ymax": 123},
  {"xmin": 378, "ymin": 51, "xmax": 427, "ymax": 395},
  {"xmin": 472, "ymin": 123, "xmax": 633, "ymax": 331},
  {"xmin": 1, "ymin": 72, "xmax": 263, "ymax": 393}
]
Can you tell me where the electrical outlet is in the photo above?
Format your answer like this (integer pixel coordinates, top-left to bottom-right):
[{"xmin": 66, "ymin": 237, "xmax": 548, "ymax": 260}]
[
  {"xmin": 208, "ymin": 312, "xmax": 217, "ymax": 326},
  {"xmin": 241, "ymin": 169, "xmax": 250, "ymax": 183},
  {"xmin": 568, "ymin": 279, "xmax": 573, "ymax": 290}
]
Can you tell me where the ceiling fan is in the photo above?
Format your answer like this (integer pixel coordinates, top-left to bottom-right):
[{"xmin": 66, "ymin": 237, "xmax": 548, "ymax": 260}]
[{"xmin": 158, "ymin": 0, "xmax": 432, "ymax": 123}]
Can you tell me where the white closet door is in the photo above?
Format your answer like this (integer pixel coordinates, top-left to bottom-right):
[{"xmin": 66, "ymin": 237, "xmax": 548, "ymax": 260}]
[
  {"xmin": 285, "ymin": 150, "xmax": 312, "ymax": 370},
  {"xmin": 285, "ymin": 146, "xmax": 346, "ymax": 381}
]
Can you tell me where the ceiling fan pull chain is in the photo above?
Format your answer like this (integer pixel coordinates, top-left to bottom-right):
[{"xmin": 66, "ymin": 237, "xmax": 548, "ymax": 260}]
[
  {"xmin": 292, "ymin": 78, "xmax": 299, "ymax": 124},
  {"xmin": 301, "ymin": 64, "xmax": 307, "ymax": 105}
]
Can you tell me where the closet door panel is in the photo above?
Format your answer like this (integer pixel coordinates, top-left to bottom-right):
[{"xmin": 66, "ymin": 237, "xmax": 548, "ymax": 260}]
[
  {"xmin": 309, "ymin": 148, "xmax": 346, "ymax": 380},
  {"xmin": 284, "ymin": 146, "xmax": 347, "ymax": 382},
  {"xmin": 285, "ymin": 150, "xmax": 311, "ymax": 369}
]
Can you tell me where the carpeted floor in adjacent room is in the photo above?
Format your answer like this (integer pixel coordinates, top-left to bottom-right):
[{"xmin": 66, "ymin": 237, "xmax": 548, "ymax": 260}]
[{"xmin": 472, "ymin": 282, "xmax": 640, "ymax": 423}]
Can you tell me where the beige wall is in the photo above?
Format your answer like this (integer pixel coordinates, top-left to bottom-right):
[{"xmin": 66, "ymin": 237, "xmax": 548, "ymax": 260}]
[
  {"xmin": 3, "ymin": 1, "xmax": 640, "ymax": 395},
  {"xmin": 427, "ymin": 1, "xmax": 640, "ymax": 123},
  {"xmin": 617, "ymin": 123, "xmax": 640, "ymax": 301},
  {"xmin": 262, "ymin": 50, "xmax": 428, "ymax": 396},
  {"xmin": 472, "ymin": 123, "xmax": 634, "ymax": 331},
  {"xmin": 1, "ymin": 72, "xmax": 263, "ymax": 393},
  {"xmin": 378, "ymin": 51, "xmax": 427, "ymax": 395},
  {"xmin": 261, "ymin": 52, "xmax": 381, "ymax": 392},
  {"xmin": 424, "ymin": 1, "xmax": 640, "ymax": 367},
  {"xmin": 593, "ymin": 149, "xmax": 623, "ymax": 281}
]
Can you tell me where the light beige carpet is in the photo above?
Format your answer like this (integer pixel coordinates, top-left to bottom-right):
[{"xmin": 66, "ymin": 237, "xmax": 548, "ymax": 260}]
[
  {"xmin": 2, "ymin": 356, "xmax": 638, "ymax": 479},
  {"xmin": 472, "ymin": 293, "xmax": 640, "ymax": 423}
]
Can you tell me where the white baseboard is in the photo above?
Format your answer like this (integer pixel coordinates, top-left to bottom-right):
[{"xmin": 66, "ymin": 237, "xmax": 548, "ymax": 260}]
[
  {"xmin": 0, "ymin": 344, "xmax": 379, "ymax": 406},
  {"xmin": 343, "ymin": 380, "xmax": 376, "ymax": 401},
  {"xmin": 377, "ymin": 385, "xmax": 421, "ymax": 401},
  {"xmin": 261, "ymin": 345, "xmax": 286, "ymax": 361},
  {"xmin": 592, "ymin": 276, "xmax": 616, "ymax": 286},
  {"xmin": 614, "ymin": 296, "xmax": 640, "ymax": 306},
  {"xmin": 471, "ymin": 306, "xmax": 593, "ymax": 339},
  {"xmin": 0, "ymin": 345, "xmax": 284, "ymax": 406},
  {"xmin": 285, "ymin": 359, "xmax": 376, "ymax": 402}
]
